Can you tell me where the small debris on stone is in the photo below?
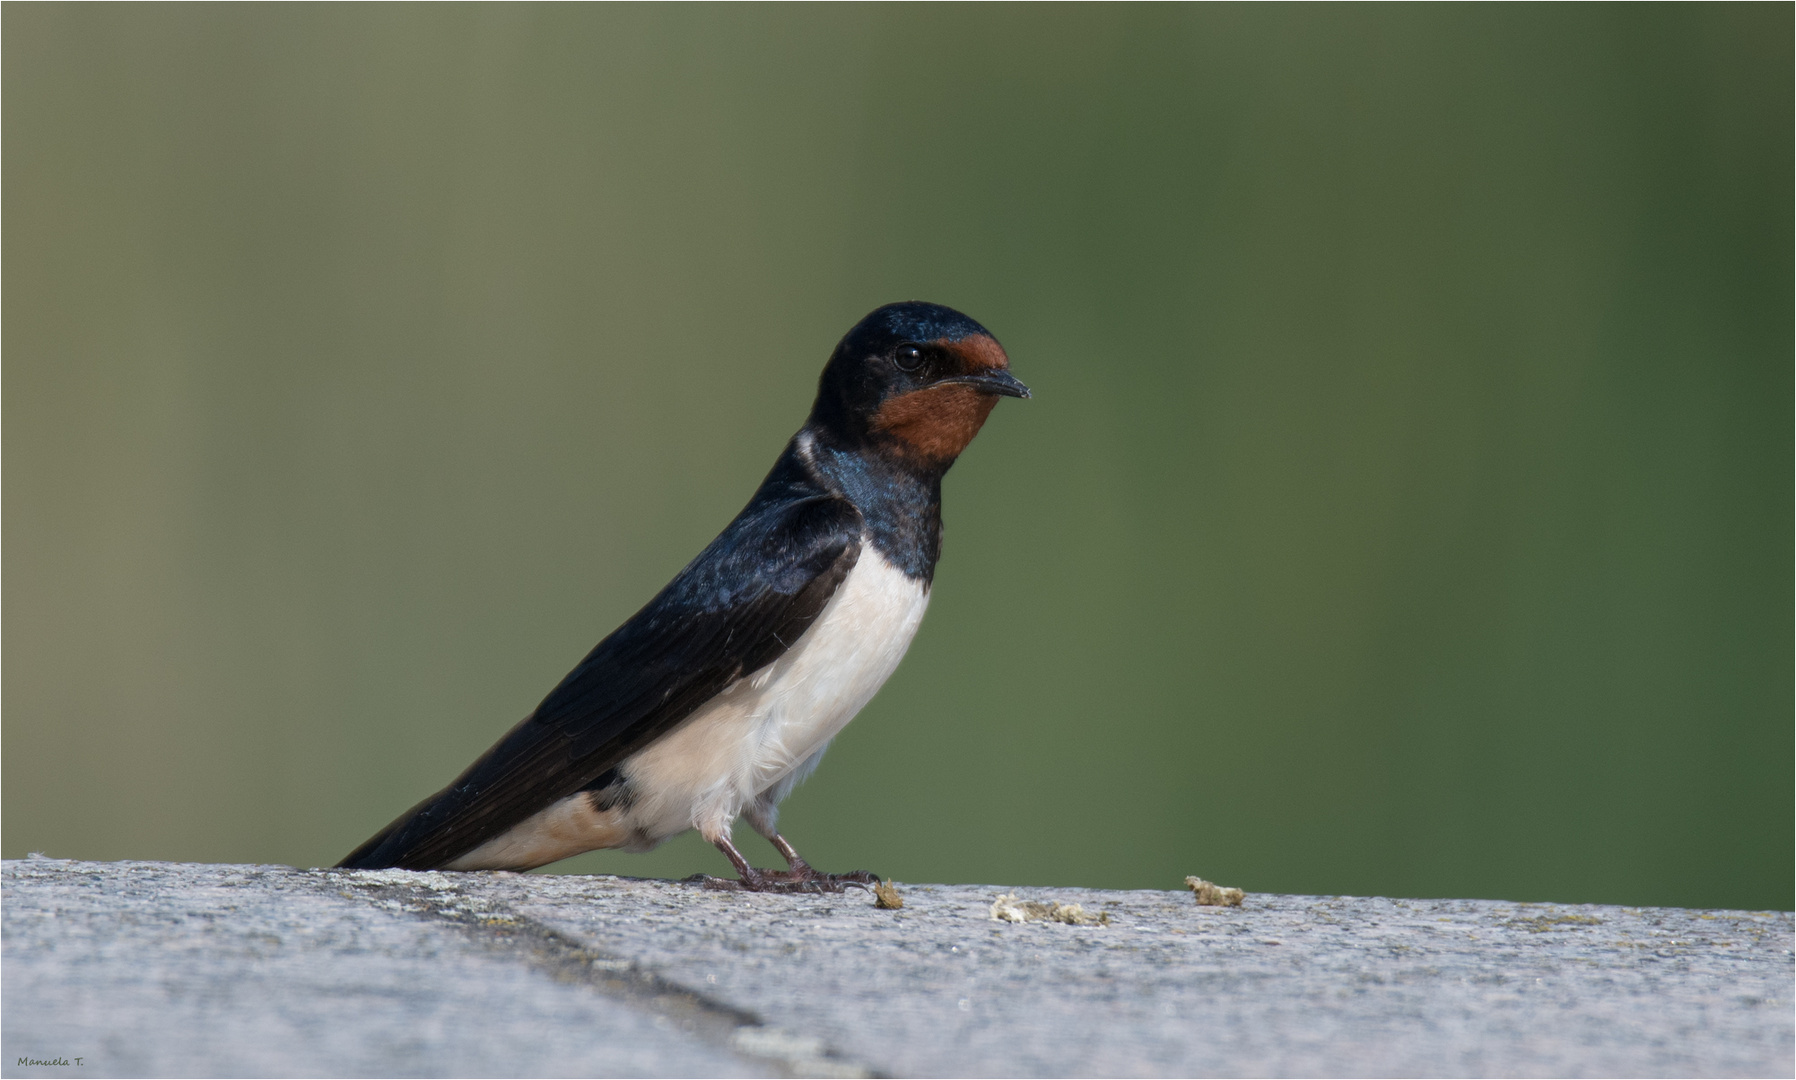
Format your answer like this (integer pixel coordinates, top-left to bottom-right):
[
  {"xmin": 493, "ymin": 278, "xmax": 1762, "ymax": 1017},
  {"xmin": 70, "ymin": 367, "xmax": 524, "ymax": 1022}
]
[
  {"xmin": 1185, "ymin": 876, "xmax": 1246, "ymax": 907},
  {"xmin": 989, "ymin": 894, "xmax": 1110, "ymax": 926},
  {"xmin": 872, "ymin": 880, "xmax": 904, "ymax": 909}
]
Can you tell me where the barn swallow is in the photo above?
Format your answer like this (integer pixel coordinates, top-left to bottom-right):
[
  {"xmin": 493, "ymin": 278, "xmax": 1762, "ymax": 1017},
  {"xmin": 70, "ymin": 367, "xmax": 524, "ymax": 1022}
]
[{"xmin": 339, "ymin": 301, "xmax": 1028, "ymax": 891}]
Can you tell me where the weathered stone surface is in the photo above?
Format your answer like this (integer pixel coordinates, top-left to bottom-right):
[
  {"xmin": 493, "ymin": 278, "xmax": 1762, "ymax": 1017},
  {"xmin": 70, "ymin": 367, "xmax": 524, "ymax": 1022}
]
[{"xmin": 4, "ymin": 859, "xmax": 1791, "ymax": 1078}]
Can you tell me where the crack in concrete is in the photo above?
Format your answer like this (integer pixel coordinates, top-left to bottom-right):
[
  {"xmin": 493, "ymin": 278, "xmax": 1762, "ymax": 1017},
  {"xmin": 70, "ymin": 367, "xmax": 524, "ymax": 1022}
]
[{"xmin": 329, "ymin": 869, "xmax": 878, "ymax": 1079}]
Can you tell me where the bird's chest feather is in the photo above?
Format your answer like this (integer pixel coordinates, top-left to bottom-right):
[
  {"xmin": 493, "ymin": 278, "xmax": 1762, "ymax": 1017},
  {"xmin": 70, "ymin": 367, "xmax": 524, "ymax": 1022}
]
[
  {"xmin": 739, "ymin": 543, "xmax": 931, "ymax": 784},
  {"xmin": 624, "ymin": 544, "xmax": 930, "ymax": 820}
]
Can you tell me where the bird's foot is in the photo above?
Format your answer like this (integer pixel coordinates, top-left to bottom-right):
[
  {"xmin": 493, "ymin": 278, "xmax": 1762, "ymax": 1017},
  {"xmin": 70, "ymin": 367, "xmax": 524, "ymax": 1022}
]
[
  {"xmin": 693, "ymin": 833, "xmax": 878, "ymax": 892},
  {"xmin": 685, "ymin": 867, "xmax": 878, "ymax": 894}
]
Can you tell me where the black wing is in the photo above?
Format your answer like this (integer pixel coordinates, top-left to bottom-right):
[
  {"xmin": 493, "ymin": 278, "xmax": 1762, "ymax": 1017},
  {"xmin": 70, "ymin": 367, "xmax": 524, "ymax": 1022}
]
[{"xmin": 339, "ymin": 488, "xmax": 863, "ymax": 870}]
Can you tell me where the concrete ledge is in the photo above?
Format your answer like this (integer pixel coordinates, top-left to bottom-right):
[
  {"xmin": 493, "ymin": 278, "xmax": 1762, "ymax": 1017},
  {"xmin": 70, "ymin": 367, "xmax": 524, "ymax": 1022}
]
[{"xmin": 3, "ymin": 858, "xmax": 1791, "ymax": 1078}]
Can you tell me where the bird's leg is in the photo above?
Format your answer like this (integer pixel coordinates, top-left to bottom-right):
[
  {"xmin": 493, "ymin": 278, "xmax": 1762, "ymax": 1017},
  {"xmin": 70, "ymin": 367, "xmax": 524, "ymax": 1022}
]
[
  {"xmin": 688, "ymin": 831, "xmax": 877, "ymax": 893},
  {"xmin": 687, "ymin": 834, "xmax": 782, "ymax": 892},
  {"xmin": 741, "ymin": 797, "xmax": 876, "ymax": 887},
  {"xmin": 765, "ymin": 833, "xmax": 878, "ymax": 889},
  {"xmin": 767, "ymin": 833, "xmax": 813, "ymax": 876}
]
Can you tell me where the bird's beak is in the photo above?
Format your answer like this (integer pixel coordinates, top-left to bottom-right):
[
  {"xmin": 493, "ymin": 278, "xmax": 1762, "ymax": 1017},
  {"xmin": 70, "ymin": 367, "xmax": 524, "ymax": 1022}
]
[{"xmin": 940, "ymin": 371, "xmax": 1032, "ymax": 399}]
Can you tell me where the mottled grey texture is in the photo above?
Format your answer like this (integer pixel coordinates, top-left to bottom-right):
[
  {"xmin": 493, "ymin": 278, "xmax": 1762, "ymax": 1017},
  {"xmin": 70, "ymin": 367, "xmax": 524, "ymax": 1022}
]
[
  {"xmin": 4, "ymin": 859, "xmax": 1790, "ymax": 1079},
  {"xmin": 499, "ymin": 875, "xmax": 1794, "ymax": 1078},
  {"xmin": 1, "ymin": 860, "xmax": 778, "ymax": 1079}
]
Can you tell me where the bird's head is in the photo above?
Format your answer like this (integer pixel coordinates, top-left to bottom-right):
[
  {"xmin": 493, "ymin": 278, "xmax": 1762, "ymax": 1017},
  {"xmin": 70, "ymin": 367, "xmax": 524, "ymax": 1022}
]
[{"xmin": 808, "ymin": 301, "xmax": 1029, "ymax": 468}]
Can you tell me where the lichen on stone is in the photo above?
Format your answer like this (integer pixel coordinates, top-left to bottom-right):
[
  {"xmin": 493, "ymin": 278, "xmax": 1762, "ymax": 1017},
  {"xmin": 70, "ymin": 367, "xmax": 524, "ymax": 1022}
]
[
  {"xmin": 1185, "ymin": 876, "xmax": 1246, "ymax": 907},
  {"xmin": 989, "ymin": 894, "xmax": 1110, "ymax": 926}
]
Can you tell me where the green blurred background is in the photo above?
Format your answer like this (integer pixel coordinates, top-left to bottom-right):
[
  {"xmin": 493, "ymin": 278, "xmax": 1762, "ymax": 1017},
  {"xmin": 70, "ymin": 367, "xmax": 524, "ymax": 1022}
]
[{"xmin": 5, "ymin": 5, "xmax": 1790, "ymax": 910}]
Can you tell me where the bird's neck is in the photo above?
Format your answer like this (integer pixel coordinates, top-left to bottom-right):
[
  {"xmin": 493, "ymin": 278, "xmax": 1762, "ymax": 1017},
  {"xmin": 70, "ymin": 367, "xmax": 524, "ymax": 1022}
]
[{"xmin": 791, "ymin": 429, "xmax": 944, "ymax": 583}]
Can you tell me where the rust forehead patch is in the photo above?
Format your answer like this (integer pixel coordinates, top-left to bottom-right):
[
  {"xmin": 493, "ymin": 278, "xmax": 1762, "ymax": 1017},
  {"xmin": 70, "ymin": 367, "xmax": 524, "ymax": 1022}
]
[{"xmin": 935, "ymin": 333, "xmax": 1009, "ymax": 371}]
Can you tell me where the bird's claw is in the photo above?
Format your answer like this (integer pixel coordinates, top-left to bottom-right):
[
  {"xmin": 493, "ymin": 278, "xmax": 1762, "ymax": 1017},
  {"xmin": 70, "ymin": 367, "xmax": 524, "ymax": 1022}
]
[{"xmin": 685, "ymin": 868, "xmax": 878, "ymax": 894}]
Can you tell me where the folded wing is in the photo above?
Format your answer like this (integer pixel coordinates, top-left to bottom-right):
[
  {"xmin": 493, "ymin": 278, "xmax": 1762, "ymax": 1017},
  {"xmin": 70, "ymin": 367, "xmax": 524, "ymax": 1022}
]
[{"xmin": 338, "ymin": 492, "xmax": 863, "ymax": 870}]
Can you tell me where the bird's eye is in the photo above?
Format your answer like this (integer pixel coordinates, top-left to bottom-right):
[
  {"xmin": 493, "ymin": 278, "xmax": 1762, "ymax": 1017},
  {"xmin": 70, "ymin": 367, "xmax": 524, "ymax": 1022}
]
[{"xmin": 895, "ymin": 345, "xmax": 924, "ymax": 372}]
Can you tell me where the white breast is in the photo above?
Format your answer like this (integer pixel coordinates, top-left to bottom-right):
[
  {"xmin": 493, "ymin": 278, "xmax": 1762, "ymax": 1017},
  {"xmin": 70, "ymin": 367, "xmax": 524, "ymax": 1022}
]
[{"xmin": 616, "ymin": 542, "xmax": 930, "ymax": 845}]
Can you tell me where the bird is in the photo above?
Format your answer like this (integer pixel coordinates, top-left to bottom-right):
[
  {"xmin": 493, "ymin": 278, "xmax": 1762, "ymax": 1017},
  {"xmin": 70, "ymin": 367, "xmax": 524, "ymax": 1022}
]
[{"xmin": 337, "ymin": 301, "xmax": 1029, "ymax": 891}]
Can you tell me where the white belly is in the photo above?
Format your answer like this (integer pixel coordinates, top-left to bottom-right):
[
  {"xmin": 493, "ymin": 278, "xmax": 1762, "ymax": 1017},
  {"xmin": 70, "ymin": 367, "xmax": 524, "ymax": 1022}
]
[
  {"xmin": 445, "ymin": 542, "xmax": 929, "ymax": 870},
  {"xmin": 619, "ymin": 543, "xmax": 930, "ymax": 844}
]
